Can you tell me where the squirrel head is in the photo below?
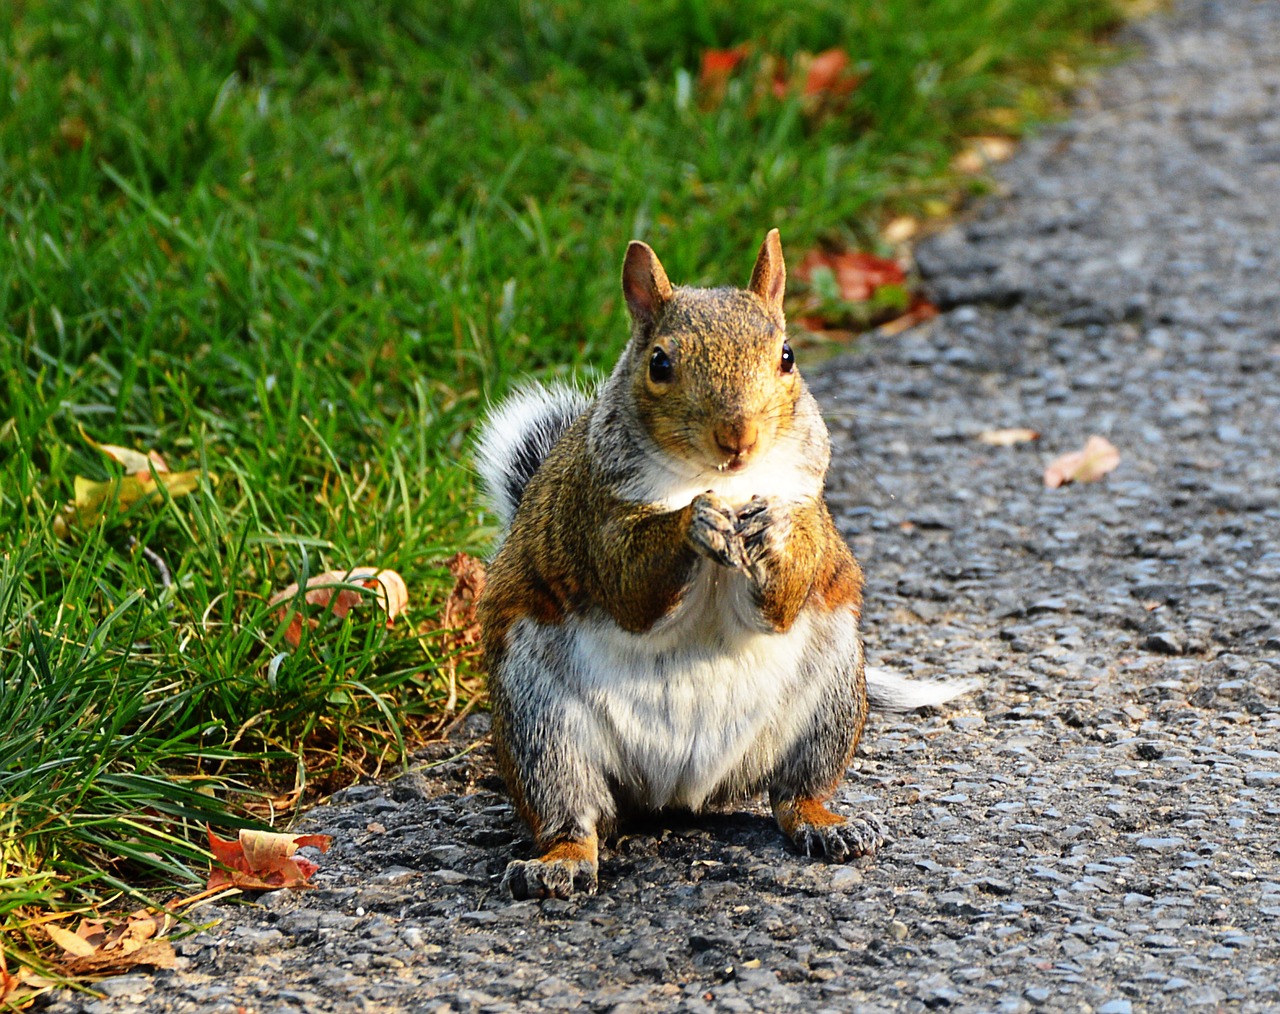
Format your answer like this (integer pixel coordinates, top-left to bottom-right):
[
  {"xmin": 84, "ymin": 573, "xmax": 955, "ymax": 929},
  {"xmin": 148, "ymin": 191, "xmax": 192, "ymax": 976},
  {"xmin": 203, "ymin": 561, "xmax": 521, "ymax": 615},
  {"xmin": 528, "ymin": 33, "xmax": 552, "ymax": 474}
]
[{"xmin": 620, "ymin": 230, "xmax": 800, "ymax": 475}]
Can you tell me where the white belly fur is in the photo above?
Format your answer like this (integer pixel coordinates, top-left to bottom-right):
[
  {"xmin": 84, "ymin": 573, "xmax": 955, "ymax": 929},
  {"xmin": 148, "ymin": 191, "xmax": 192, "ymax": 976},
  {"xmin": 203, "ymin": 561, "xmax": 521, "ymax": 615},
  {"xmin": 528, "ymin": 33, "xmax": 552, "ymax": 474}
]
[{"xmin": 568, "ymin": 562, "xmax": 856, "ymax": 811}]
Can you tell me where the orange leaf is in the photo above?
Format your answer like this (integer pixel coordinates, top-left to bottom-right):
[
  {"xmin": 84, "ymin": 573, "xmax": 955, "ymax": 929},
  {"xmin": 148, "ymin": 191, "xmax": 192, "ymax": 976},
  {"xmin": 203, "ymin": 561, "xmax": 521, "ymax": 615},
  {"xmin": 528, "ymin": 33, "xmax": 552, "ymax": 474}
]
[
  {"xmin": 699, "ymin": 45, "xmax": 750, "ymax": 105},
  {"xmin": 978, "ymin": 428, "xmax": 1040, "ymax": 446},
  {"xmin": 207, "ymin": 826, "xmax": 332, "ymax": 892},
  {"xmin": 797, "ymin": 249, "xmax": 905, "ymax": 302},
  {"xmin": 269, "ymin": 567, "xmax": 409, "ymax": 648},
  {"xmin": 803, "ymin": 48, "xmax": 856, "ymax": 97},
  {"xmin": 1043, "ymin": 435, "xmax": 1120, "ymax": 488}
]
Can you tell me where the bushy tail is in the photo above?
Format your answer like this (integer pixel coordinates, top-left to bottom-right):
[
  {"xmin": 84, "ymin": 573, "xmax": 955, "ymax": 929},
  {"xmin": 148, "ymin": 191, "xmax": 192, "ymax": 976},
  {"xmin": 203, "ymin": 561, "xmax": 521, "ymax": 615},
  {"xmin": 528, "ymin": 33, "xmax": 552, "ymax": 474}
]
[
  {"xmin": 475, "ymin": 382, "xmax": 593, "ymax": 530},
  {"xmin": 865, "ymin": 666, "xmax": 980, "ymax": 712}
]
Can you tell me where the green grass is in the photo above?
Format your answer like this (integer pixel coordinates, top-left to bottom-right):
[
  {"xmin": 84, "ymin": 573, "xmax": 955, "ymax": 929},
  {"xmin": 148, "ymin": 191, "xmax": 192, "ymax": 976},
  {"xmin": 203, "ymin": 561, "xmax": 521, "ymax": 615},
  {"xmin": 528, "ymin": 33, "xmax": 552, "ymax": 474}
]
[{"xmin": 1, "ymin": 0, "xmax": 1122, "ymax": 979}]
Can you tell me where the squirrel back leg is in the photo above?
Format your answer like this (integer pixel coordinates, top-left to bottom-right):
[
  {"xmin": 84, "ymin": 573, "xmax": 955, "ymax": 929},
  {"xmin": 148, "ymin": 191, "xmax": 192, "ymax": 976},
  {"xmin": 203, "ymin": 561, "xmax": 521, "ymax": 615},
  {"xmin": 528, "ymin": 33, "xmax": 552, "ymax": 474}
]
[
  {"xmin": 489, "ymin": 621, "xmax": 616, "ymax": 899},
  {"xmin": 768, "ymin": 630, "xmax": 887, "ymax": 861}
]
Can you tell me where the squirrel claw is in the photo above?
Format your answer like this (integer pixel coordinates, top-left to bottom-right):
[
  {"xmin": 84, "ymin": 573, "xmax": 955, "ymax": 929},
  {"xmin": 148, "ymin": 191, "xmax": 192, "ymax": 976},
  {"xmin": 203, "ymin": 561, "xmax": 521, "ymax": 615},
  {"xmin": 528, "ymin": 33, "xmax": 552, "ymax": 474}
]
[
  {"xmin": 792, "ymin": 813, "xmax": 887, "ymax": 862},
  {"xmin": 503, "ymin": 857, "xmax": 598, "ymax": 900},
  {"xmin": 688, "ymin": 492, "xmax": 746, "ymax": 570}
]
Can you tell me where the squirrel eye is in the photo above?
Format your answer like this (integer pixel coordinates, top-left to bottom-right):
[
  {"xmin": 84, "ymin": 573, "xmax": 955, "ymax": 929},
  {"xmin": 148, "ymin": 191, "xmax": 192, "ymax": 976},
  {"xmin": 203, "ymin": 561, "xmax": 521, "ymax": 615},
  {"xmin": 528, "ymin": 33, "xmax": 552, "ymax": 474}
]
[
  {"xmin": 649, "ymin": 347, "xmax": 673, "ymax": 383},
  {"xmin": 780, "ymin": 342, "xmax": 795, "ymax": 374}
]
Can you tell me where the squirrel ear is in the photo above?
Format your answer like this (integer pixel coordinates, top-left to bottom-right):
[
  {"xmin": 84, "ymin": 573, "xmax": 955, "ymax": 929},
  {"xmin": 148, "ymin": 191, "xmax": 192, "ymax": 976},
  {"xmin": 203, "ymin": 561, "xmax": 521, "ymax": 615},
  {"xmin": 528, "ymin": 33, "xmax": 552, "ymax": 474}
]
[
  {"xmin": 622, "ymin": 241, "xmax": 674, "ymax": 332},
  {"xmin": 748, "ymin": 228, "xmax": 786, "ymax": 320}
]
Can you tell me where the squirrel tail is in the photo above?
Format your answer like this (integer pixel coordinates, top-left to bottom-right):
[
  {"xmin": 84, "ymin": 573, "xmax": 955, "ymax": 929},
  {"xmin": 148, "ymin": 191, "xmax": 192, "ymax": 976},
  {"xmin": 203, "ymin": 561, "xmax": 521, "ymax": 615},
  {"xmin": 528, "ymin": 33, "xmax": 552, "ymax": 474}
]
[
  {"xmin": 475, "ymin": 382, "xmax": 593, "ymax": 529},
  {"xmin": 865, "ymin": 666, "xmax": 980, "ymax": 712}
]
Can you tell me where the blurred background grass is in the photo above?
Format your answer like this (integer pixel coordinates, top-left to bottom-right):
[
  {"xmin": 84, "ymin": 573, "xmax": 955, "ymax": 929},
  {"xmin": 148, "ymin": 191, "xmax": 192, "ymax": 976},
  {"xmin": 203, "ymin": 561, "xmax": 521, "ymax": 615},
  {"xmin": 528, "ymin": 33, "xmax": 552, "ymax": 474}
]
[{"xmin": 0, "ymin": 0, "xmax": 1124, "ymax": 975}]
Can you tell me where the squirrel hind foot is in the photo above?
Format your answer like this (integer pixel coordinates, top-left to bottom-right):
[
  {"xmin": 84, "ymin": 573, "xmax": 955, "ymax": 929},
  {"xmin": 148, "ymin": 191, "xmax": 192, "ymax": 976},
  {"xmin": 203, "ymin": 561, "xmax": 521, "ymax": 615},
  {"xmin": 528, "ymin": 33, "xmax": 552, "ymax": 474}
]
[
  {"xmin": 503, "ymin": 857, "xmax": 599, "ymax": 900},
  {"xmin": 502, "ymin": 836, "xmax": 600, "ymax": 900},
  {"xmin": 774, "ymin": 798, "xmax": 889, "ymax": 862}
]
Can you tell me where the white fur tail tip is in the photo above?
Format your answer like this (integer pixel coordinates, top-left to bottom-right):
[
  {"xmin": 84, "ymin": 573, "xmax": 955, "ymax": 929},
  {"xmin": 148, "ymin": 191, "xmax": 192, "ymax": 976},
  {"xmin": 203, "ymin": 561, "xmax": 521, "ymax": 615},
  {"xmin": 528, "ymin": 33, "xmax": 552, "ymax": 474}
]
[
  {"xmin": 474, "ymin": 381, "xmax": 593, "ymax": 530},
  {"xmin": 865, "ymin": 666, "xmax": 980, "ymax": 712}
]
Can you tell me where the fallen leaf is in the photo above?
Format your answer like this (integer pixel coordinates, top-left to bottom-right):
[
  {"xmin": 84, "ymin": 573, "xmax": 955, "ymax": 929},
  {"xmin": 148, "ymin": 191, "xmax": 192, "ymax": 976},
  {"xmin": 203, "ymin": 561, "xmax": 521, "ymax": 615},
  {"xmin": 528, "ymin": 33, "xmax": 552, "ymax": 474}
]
[
  {"xmin": 698, "ymin": 45, "xmax": 750, "ymax": 106},
  {"xmin": 796, "ymin": 249, "xmax": 905, "ymax": 302},
  {"xmin": 54, "ymin": 432, "xmax": 201, "ymax": 536},
  {"xmin": 42, "ymin": 908, "xmax": 180, "ymax": 977},
  {"xmin": 45, "ymin": 924, "xmax": 97, "ymax": 959},
  {"xmin": 61, "ymin": 939, "xmax": 176, "ymax": 976},
  {"xmin": 882, "ymin": 215, "xmax": 919, "ymax": 245},
  {"xmin": 436, "ymin": 552, "xmax": 489, "ymax": 708},
  {"xmin": 978, "ymin": 428, "xmax": 1041, "ymax": 446},
  {"xmin": 1043, "ymin": 435, "xmax": 1120, "ymax": 488},
  {"xmin": 79, "ymin": 426, "xmax": 169, "ymax": 474},
  {"xmin": 952, "ymin": 135, "xmax": 1017, "ymax": 174},
  {"xmin": 207, "ymin": 826, "xmax": 332, "ymax": 892},
  {"xmin": 269, "ymin": 567, "xmax": 409, "ymax": 648},
  {"xmin": 878, "ymin": 296, "xmax": 939, "ymax": 336},
  {"xmin": 801, "ymin": 48, "xmax": 857, "ymax": 97}
]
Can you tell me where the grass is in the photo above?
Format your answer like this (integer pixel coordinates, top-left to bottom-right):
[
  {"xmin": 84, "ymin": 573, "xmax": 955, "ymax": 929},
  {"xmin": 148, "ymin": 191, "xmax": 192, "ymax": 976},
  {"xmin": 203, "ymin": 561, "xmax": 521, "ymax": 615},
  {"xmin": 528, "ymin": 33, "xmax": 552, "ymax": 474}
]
[{"xmin": 1, "ymin": 0, "xmax": 1123, "ymax": 984}]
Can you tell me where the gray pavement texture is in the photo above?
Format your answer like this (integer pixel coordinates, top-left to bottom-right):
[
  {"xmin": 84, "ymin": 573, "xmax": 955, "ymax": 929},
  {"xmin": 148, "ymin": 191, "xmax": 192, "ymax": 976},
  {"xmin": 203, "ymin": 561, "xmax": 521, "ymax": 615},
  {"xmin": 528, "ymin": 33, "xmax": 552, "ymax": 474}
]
[{"xmin": 46, "ymin": 1, "xmax": 1280, "ymax": 1011}]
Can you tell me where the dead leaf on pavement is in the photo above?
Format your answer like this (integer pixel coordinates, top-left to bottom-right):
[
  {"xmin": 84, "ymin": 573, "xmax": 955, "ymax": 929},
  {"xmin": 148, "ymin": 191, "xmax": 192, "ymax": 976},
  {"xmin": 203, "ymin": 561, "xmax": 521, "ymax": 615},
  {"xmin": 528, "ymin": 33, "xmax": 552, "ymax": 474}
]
[
  {"xmin": 1043, "ymin": 435, "xmax": 1121, "ymax": 488},
  {"xmin": 43, "ymin": 907, "xmax": 179, "ymax": 976},
  {"xmin": 207, "ymin": 826, "xmax": 332, "ymax": 892},
  {"xmin": 978, "ymin": 428, "xmax": 1041, "ymax": 446},
  {"xmin": 269, "ymin": 567, "xmax": 409, "ymax": 648}
]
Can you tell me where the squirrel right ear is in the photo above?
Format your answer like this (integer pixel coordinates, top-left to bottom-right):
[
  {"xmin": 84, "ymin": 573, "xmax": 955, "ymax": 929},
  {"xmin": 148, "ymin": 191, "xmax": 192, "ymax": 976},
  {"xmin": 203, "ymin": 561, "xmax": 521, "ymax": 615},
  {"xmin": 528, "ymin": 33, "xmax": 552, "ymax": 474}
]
[
  {"xmin": 622, "ymin": 241, "xmax": 674, "ymax": 333},
  {"xmin": 748, "ymin": 228, "xmax": 786, "ymax": 321}
]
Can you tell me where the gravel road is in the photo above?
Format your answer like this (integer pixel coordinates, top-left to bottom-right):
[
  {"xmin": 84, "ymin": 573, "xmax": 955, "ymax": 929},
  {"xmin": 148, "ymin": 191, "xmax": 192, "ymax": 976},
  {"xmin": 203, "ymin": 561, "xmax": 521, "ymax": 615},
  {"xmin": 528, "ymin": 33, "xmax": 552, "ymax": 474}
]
[{"xmin": 46, "ymin": 1, "xmax": 1280, "ymax": 1011}]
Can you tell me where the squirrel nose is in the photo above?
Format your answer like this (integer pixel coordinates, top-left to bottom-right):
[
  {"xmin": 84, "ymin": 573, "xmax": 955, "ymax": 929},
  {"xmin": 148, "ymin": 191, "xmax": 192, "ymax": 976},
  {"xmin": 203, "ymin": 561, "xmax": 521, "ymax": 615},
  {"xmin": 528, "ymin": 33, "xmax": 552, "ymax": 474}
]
[{"xmin": 714, "ymin": 420, "xmax": 759, "ymax": 458}]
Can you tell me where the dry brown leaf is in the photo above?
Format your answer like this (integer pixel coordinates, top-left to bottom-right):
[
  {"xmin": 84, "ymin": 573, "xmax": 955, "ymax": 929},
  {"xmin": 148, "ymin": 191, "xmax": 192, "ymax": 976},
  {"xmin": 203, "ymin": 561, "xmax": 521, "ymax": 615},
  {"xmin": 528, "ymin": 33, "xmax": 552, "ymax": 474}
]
[
  {"xmin": 978, "ymin": 428, "xmax": 1041, "ymax": 446},
  {"xmin": 878, "ymin": 297, "xmax": 939, "ymax": 337},
  {"xmin": 269, "ymin": 567, "xmax": 409, "ymax": 648},
  {"xmin": 436, "ymin": 552, "xmax": 489, "ymax": 707},
  {"xmin": 1043, "ymin": 435, "xmax": 1121, "ymax": 488},
  {"xmin": 45, "ymin": 923, "xmax": 97, "ymax": 958},
  {"xmin": 62, "ymin": 939, "xmax": 177, "ymax": 976},
  {"xmin": 207, "ymin": 826, "xmax": 332, "ymax": 892}
]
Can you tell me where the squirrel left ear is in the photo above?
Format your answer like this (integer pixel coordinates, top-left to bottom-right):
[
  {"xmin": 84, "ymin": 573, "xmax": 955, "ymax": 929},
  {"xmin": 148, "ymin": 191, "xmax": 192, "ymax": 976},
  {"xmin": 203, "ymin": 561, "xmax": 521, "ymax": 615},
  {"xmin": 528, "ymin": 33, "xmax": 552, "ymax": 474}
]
[
  {"xmin": 749, "ymin": 228, "xmax": 786, "ymax": 321},
  {"xmin": 623, "ymin": 241, "xmax": 674, "ymax": 334}
]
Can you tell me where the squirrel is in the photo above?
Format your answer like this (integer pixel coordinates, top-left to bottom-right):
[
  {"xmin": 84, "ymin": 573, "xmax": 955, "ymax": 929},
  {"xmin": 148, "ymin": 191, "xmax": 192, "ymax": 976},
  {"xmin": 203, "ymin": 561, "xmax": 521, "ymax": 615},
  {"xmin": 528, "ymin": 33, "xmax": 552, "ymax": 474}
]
[{"xmin": 475, "ymin": 230, "xmax": 975, "ymax": 900}]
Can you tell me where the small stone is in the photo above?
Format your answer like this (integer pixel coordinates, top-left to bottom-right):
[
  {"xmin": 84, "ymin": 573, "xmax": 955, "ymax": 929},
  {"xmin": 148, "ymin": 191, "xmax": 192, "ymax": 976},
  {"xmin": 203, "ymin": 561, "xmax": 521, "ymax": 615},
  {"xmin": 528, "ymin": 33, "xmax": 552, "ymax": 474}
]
[
  {"xmin": 888, "ymin": 920, "xmax": 909, "ymax": 941},
  {"xmin": 1135, "ymin": 837, "xmax": 1185, "ymax": 853}
]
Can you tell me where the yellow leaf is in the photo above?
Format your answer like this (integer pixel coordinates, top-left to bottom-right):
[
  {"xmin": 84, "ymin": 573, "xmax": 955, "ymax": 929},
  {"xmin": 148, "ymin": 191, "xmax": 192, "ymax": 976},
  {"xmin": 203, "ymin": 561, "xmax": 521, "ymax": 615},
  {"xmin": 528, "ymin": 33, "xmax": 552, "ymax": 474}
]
[
  {"xmin": 79, "ymin": 427, "xmax": 170, "ymax": 474},
  {"xmin": 62, "ymin": 470, "xmax": 201, "ymax": 530}
]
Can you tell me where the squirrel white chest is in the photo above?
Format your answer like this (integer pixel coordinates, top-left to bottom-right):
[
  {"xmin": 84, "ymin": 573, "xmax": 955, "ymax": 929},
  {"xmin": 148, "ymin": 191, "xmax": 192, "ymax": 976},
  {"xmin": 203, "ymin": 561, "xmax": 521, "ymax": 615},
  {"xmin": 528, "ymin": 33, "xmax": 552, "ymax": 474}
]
[{"xmin": 567, "ymin": 562, "xmax": 839, "ymax": 811}]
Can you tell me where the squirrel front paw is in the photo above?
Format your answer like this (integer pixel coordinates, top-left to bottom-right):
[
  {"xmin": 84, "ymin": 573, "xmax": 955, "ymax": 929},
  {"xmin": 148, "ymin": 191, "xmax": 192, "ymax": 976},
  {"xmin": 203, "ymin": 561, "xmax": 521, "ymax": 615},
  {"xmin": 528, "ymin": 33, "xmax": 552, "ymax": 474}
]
[
  {"xmin": 735, "ymin": 495, "xmax": 791, "ymax": 585},
  {"xmin": 688, "ymin": 491, "xmax": 746, "ymax": 569}
]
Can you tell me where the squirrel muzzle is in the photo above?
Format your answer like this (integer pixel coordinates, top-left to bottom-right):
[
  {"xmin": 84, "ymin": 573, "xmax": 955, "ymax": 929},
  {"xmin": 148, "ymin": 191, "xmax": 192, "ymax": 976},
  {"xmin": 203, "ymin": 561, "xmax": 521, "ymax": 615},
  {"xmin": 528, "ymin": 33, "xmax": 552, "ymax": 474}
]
[{"xmin": 712, "ymin": 418, "xmax": 760, "ymax": 470}]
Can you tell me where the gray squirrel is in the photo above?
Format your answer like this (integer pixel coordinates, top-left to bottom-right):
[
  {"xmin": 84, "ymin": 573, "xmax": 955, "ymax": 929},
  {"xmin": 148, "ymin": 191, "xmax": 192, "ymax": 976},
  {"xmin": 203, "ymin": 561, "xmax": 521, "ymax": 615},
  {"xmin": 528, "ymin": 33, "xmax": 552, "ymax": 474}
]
[{"xmin": 475, "ymin": 230, "xmax": 975, "ymax": 899}]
